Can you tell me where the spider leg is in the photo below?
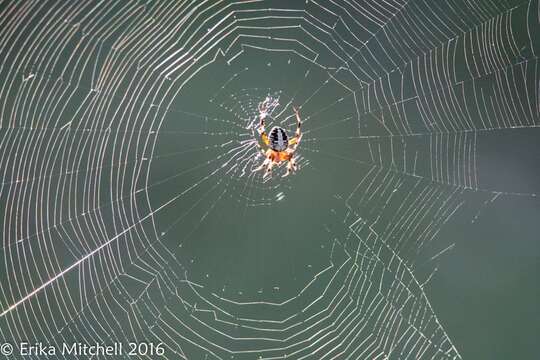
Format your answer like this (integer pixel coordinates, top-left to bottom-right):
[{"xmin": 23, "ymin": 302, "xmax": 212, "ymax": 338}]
[
  {"xmin": 256, "ymin": 115, "xmax": 269, "ymax": 146},
  {"xmin": 263, "ymin": 161, "xmax": 274, "ymax": 178},
  {"xmin": 293, "ymin": 106, "xmax": 302, "ymax": 136},
  {"xmin": 288, "ymin": 106, "xmax": 303, "ymax": 150},
  {"xmin": 291, "ymin": 157, "xmax": 297, "ymax": 171},
  {"xmin": 282, "ymin": 157, "xmax": 297, "ymax": 177},
  {"xmin": 258, "ymin": 99, "xmax": 269, "ymax": 126},
  {"xmin": 261, "ymin": 131, "xmax": 270, "ymax": 146},
  {"xmin": 253, "ymin": 157, "xmax": 270, "ymax": 173}
]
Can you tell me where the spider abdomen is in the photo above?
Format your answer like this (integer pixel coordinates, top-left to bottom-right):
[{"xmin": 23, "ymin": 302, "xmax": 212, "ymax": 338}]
[{"xmin": 269, "ymin": 126, "xmax": 288, "ymax": 151}]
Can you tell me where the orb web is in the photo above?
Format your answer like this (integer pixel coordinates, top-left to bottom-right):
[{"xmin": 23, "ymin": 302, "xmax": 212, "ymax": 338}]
[{"xmin": 0, "ymin": 0, "xmax": 538, "ymax": 359}]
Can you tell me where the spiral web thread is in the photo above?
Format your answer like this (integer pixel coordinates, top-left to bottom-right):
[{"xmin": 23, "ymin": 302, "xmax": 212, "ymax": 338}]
[{"xmin": 0, "ymin": 0, "xmax": 538, "ymax": 359}]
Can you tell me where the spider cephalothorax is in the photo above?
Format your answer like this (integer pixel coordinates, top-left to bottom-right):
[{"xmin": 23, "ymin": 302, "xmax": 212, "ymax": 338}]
[{"xmin": 253, "ymin": 97, "xmax": 302, "ymax": 178}]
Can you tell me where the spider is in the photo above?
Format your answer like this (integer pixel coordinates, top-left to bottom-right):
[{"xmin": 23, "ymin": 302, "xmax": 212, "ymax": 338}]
[{"xmin": 253, "ymin": 97, "xmax": 302, "ymax": 178}]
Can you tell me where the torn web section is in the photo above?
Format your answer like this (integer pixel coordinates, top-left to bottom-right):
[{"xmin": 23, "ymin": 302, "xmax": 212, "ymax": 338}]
[
  {"xmin": 343, "ymin": 167, "xmax": 490, "ymax": 276},
  {"xmin": 323, "ymin": 203, "xmax": 462, "ymax": 359}
]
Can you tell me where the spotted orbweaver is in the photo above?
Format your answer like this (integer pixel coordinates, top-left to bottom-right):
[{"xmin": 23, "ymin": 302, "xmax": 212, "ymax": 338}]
[{"xmin": 253, "ymin": 97, "xmax": 302, "ymax": 178}]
